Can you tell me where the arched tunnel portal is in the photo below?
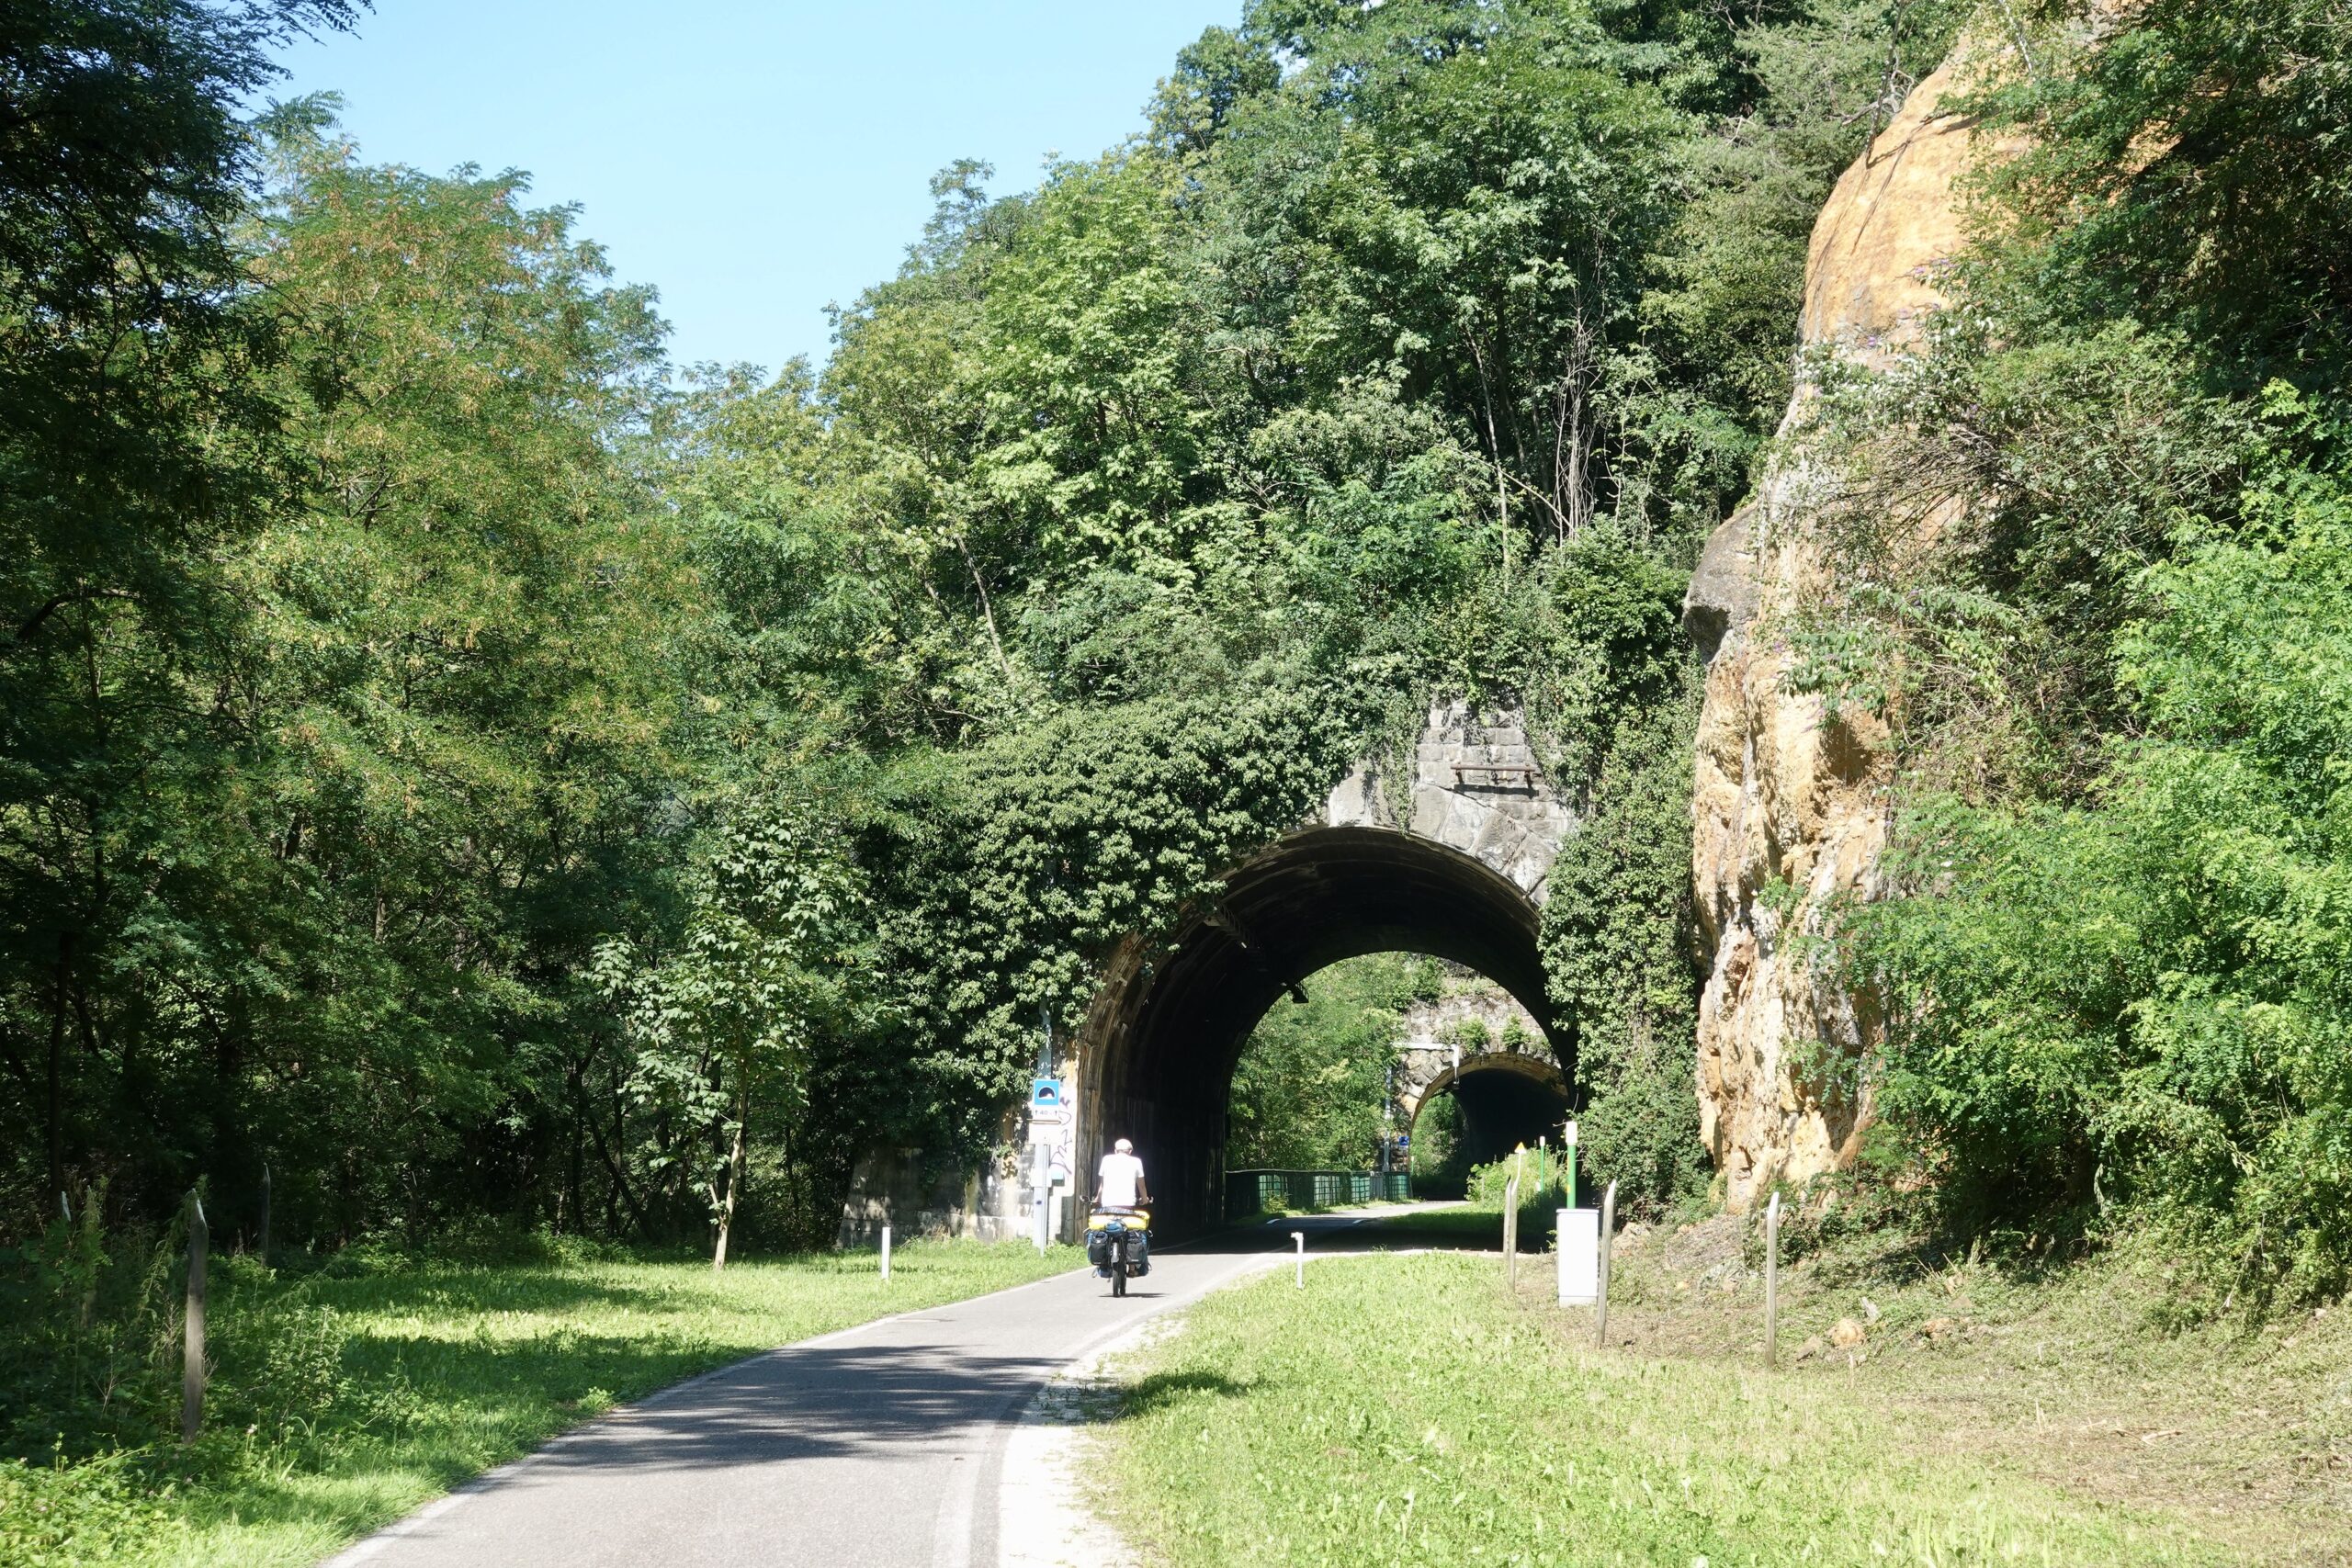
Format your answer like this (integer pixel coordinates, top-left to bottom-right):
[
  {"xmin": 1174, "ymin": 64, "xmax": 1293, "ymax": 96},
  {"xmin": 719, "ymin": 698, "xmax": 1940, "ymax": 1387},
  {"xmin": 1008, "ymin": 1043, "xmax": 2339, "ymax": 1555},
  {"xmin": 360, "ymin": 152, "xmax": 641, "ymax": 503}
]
[
  {"xmin": 1077, "ymin": 825, "xmax": 1571, "ymax": 1235},
  {"xmin": 1399, "ymin": 1052, "xmax": 1572, "ymax": 1196}
]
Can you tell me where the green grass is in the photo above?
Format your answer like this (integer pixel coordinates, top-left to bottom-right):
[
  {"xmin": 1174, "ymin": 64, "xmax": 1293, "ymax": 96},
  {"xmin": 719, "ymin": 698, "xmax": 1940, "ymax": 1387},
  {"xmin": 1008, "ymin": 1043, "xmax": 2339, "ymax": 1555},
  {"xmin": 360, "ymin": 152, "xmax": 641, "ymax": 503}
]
[
  {"xmin": 1102, "ymin": 1251, "xmax": 2232, "ymax": 1566},
  {"xmin": 1356, "ymin": 1200, "xmax": 1553, "ymax": 1250},
  {"xmin": 1594, "ymin": 1210, "xmax": 2352, "ymax": 1563},
  {"xmin": 1, "ymin": 1239, "xmax": 1080, "ymax": 1568}
]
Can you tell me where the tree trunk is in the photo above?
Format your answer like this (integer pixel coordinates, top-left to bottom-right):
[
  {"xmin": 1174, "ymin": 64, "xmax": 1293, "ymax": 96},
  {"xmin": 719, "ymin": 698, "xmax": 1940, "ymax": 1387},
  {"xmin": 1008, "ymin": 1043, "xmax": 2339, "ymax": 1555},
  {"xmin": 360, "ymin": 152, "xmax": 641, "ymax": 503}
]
[
  {"xmin": 712, "ymin": 1085, "xmax": 749, "ymax": 1273},
  {"xmin": 577, "ymin": 1066, "xmax": 650, "ymax": 1237},
  {"xmin": 563, "ymin": 1107, "xmax": 582, "ymax": 1235},
  {"xmin": 182, "ymin": 1190, "xmax": 209, "ymax": 1444},
  {"xmin": 46, "ymin": 930, "xmax": 70, "ymax": 1206}
]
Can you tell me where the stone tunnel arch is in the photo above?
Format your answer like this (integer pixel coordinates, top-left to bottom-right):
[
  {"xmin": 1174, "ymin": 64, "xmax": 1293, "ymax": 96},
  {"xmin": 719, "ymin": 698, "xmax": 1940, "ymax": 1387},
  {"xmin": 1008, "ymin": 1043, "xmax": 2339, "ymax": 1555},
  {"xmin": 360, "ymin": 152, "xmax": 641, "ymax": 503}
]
[
  {"xmin": 839, "ymin": 702, "xmax": 1579, "ymax": 1244},
  {"xmin": 1397, "ymin": 1049, "xmax": 1572, "ymax": 1195},
  {"xmin": 1075, "ymin": 825, "xmax": 1569, "ymax": 1235},
  {"xmin": 1396, "ymin": 1042, "xmax": 1567, "ymax": 1126}
]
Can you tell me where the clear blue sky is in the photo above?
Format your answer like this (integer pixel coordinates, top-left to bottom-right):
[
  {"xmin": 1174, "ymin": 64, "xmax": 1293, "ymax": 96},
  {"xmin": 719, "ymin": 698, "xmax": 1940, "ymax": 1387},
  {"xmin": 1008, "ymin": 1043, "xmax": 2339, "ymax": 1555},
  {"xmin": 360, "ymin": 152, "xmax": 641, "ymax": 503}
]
[{"xmin": 268, "ymin": 3, "xmax": 1237, "ymax": 375}]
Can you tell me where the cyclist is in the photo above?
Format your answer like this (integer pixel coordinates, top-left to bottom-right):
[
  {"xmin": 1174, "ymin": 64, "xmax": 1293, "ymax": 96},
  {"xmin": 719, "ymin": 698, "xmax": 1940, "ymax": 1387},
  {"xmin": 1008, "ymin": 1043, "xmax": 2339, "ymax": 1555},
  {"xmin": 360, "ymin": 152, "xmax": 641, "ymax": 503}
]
[
  {"xmin": 1094, "ymin": 1136, "xmax": 1150, "ymax": 1212},
  {"xmin": 1091, "ymin": 1137, "xmax": 1152, "ymax": 1278}
]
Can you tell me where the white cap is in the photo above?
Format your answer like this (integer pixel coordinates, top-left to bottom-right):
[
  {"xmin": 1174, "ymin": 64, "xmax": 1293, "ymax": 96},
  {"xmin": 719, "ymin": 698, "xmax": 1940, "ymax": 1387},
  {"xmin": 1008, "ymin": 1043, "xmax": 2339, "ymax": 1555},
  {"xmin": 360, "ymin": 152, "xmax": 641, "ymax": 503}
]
[{"xmin": 1114, "ymin": 1137, "xmax": 1133, "ymax": 1153}]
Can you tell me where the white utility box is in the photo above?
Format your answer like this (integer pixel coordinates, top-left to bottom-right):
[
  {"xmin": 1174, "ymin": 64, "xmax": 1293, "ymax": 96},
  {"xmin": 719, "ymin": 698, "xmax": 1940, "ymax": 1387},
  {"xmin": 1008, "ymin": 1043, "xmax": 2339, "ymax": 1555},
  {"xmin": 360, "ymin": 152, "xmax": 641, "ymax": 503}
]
[{"xmin": 1557, "ymin": 1206, "xmax": 1600, "ymax": 1305}]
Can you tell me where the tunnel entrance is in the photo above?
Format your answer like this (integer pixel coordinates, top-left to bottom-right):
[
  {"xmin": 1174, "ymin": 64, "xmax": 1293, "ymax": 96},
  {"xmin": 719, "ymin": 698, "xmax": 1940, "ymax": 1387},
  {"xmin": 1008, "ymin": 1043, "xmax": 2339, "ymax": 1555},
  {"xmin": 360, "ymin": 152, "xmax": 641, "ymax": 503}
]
[
  {"xmin": 1077, "ymin": 826, "xmax": 1571, "ymax": 1235},
  {"xmin": 1406, "ymin": 1055, "xmax": 1572, "ymax": 1199}
]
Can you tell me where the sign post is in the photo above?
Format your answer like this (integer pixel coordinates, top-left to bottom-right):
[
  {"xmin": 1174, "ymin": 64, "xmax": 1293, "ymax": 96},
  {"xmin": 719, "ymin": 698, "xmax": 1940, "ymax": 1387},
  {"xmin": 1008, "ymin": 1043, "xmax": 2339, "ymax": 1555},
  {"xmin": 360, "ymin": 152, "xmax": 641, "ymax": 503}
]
[
  {"xmin": 1026, "ymin": 1077, "xmax": 1068, "ymax": 1251},
  {"xmin": 1556, "ymin": 1122, "xmax": 1598, "ymax": 1306},
  {"xmin": 1035, "ymin": 1133, "xmax": 1063, "ymax": 1259},
  {"xmin": 1596, "ymin": 1180, "xmax": 1617, "ymax": 1346}
]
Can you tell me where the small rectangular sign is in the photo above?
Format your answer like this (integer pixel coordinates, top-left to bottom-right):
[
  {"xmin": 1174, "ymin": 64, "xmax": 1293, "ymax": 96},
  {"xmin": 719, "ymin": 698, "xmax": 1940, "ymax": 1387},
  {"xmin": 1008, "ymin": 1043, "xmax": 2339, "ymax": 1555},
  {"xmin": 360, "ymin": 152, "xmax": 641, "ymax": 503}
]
[{"xmin": 1030, "ymin": 1077, "xmax": 1066, "ymax": 1112}]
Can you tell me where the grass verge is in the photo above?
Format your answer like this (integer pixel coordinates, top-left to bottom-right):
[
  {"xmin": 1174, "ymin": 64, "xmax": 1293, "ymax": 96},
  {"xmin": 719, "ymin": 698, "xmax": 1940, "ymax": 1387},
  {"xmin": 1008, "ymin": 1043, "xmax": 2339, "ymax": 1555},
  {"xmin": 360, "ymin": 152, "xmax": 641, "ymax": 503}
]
[
  {"xmin": 1, "ymin": 1239, "xmax": 1081, "ymax": 1568},
  {"xmin": 1102, "ymin": 1249, "xmax": 2256, "ymax": 1565},
  {"xmin": 1353, "ymin": 1203, "xmax": 1552, "ymax": 1250},
  {"xmin": 1593, "ymin": 1213, "xmax": 2352, "ymax": 1564}
]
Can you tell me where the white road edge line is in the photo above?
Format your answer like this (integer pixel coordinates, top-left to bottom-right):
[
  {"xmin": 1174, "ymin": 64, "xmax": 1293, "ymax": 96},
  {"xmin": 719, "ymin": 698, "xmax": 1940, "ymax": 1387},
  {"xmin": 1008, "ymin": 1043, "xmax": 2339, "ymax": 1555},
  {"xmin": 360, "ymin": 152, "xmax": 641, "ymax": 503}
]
[{"xmin": 988, "ymin": 1254, "xmax": 1294, "ymax": 1568}]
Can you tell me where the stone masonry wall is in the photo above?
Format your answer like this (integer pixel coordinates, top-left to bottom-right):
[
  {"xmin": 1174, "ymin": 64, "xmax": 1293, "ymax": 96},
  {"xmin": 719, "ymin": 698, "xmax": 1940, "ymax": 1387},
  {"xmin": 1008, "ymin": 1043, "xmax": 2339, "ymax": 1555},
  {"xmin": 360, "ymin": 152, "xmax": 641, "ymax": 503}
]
[
  {"xmin": 842, "ymin": 696, "xmax": 1576, "ymax": 1244},
  {"xmin": 1325, "ymin": 699, "xmax": 1577, "ymax": 902},
  {"xmin": 1391, "ymin": 976, "xmax": 1555, "ymax": 1121}
]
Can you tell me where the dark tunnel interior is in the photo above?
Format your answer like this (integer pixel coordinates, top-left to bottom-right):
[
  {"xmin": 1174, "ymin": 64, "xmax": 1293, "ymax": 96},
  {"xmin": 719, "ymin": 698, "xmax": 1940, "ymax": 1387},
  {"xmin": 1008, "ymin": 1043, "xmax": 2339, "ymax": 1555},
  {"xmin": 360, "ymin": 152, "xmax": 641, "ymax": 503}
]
[
  {"xmin": 1408, "ymin": 1063, "xmax": 1573, "ymax": 1198},
  {"xmin": 1445, "ymin": 1066, "xmax": 1573, "ymax": 1159},
  {"xmin": 1079, "ymin": 826, "xmax": 1571, "ymax": 1235}
]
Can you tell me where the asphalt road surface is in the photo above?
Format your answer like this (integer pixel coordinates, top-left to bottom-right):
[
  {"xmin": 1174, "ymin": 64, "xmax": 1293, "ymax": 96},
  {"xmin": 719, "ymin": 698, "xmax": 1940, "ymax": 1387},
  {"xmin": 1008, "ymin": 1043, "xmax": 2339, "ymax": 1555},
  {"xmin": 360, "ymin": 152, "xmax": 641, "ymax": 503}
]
[{"xmin": 326, "ymin": 1211, "xmax": 1426, "ymax": 1568}]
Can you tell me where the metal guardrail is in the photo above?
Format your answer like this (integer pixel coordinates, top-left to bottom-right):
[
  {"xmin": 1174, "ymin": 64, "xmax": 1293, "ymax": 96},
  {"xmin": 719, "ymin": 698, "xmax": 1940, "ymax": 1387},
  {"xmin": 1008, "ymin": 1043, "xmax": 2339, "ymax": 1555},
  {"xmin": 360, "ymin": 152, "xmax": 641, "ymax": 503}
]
[{"xmin": 1226, "ymin": 1168, "xmax": 1409, "ymax": 1215}]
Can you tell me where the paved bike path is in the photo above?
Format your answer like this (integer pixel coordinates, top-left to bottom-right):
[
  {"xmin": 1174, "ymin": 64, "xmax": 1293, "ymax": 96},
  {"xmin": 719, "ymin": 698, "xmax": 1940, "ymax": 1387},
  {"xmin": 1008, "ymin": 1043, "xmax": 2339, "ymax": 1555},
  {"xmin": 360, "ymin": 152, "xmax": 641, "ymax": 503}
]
[{"xmin": 325, "ymin": 1216, "xmax": 1399, "ymax": 1568}]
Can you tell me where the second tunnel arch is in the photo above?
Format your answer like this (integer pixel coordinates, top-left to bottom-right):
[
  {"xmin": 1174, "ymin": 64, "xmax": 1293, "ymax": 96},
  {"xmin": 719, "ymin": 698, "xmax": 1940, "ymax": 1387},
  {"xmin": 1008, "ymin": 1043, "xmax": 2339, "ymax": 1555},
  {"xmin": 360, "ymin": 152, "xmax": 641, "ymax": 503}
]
[{"xmin": 1396, "ymin": 1044, "xmax": 1572, "ymax": 1195}]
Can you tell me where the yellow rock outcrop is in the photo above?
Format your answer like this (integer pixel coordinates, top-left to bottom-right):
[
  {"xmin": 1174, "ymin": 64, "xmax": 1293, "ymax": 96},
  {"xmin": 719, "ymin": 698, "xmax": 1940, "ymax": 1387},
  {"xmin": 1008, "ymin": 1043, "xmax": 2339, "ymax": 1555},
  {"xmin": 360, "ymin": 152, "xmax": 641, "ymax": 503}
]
[{"xmin": 1685, "ymin": 54, "xmax": 1987, "ymax": 1210}]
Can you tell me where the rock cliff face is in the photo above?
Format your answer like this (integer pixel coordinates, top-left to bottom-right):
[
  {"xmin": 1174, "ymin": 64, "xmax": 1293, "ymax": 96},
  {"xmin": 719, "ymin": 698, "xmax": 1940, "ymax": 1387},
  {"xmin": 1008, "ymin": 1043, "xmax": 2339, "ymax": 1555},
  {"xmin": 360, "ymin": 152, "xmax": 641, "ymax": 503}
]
[{"xmin": 1685, "ymin": 56, "xmax": 1984, "ymax": 1209}]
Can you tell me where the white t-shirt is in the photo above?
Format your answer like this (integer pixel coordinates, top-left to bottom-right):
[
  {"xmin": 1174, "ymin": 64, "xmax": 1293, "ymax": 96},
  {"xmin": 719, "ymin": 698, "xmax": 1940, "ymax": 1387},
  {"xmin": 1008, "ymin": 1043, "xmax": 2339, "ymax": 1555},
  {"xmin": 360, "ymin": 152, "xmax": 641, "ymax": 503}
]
[{"xmin": 1097, "ymin": 1151, "xmax": 1146, "ymax": 1209}]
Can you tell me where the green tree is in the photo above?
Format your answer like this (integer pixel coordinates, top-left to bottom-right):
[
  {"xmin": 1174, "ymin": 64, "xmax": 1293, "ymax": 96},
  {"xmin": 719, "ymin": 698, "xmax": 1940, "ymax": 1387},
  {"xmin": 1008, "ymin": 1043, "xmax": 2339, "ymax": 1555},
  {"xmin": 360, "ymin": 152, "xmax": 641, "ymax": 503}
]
[
  {"xmin": 1772, "ymin": 0, "xmax": 2352, "ymax": 1299},
  {"xmin": 1860, "ymin": 394, "xmax": 2352, "ymax": 1301},
  {"xmin": 0, "ymin": 1, "xmax": 356, "ymax": 1227},
  {"xmin": 1227, "ymin": 953, "xmax": 1431, "ymax": 1170},
  {"xmin": 599, "ymin": 797, "xmax": 870, "ymax": 1269}
]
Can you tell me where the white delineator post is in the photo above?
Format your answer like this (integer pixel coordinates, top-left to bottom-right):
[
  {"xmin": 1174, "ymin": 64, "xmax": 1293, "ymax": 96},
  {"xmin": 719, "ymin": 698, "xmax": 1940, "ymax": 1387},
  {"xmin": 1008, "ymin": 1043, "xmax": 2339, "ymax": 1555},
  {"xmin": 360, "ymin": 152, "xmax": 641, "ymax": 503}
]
[
  {"xmin": 182, "ymin": 1190, "xmax": 207, "ymax": 1445},
  {"xmin": 880, "ymin": 1223, "xmax": 892, "ymax": 1282},
  {"xmin": 1555, "ymin": 1116, "xmax": 1600, "ymax": 1307},
  {"xmin": 1764, "ymin": 1190, "xmax": 1781, "ymax": 1369},
  {"xmin": 1292, "ymin": 1230, "xmax": 1306, "ymax": 1288}
]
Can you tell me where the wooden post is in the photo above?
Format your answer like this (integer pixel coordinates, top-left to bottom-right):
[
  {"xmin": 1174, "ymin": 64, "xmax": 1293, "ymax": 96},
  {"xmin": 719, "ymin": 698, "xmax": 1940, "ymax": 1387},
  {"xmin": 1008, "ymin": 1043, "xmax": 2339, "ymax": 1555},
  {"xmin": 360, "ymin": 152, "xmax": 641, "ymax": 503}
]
[
  {"xmin": 257, "ymin": 1164, "xmax": 271, "ymax": 1266},
  {"xmin": 1503, "ymin": 1174, "xmax": 1521, "ymax": 1287},
  {"xmin": 74, "ymin": 1179, "xmax": 98, "ymax": 1332},
  {"xmin": 182, "ymin": 1190, "xmax": 208, "ymax": 1445},
  {"xmin": 1596, "ymin": 1179, "xmax": 1617, "ymax": 1347},
  {"xmin": 1763, "ymin": 1190, "xmax": 1781, "ymax": 1371}
]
